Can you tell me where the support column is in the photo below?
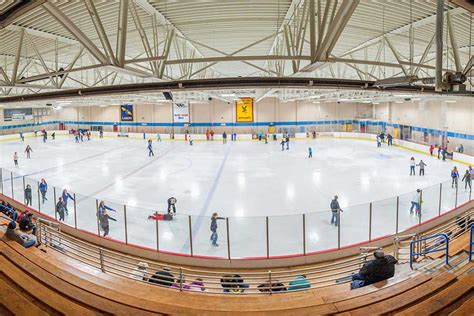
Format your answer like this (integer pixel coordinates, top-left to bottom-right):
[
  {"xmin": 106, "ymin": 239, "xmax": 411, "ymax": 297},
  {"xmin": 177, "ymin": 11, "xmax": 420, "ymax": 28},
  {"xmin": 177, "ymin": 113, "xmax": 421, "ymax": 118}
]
[{"xmin": 435, "ymin": 0, "xmax": 444, "ymax": 91}]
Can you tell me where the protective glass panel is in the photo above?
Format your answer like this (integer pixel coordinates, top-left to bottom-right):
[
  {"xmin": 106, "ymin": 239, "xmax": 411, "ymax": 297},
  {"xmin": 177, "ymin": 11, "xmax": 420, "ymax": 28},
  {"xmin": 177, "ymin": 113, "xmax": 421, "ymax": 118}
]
[
  {"xmin": 127, "ymin": 205, "xmax": 157, "ymax": 251},
  {"xmin": 340, "ymin": 204, "xmax": 370, "ymax": 247},
  {"xmin": 229, "ymin": 216, "xmax": 266, "ymax": 259},
  {"xmin": 420, "ymin": 183, "xmax": 441, "ymax": 222},
  {"xmin": 371, "ymin": 197, "xmax": 397, "ymax": 240},
  {"xmin": 398, "ymin": 190, "xmax": 421, "ymax": 233},
  {"xmin": 305, "ymin": 210, "xmax": 338, "ymax": 253},
  {"xmin": 11, "ymin": 172, "xmax": 24, "ymax": 205},
  {"xmin": 75, "ymin": 193, "xmax": 99, "ymax": 235},
  {"xmin": 269, "ymin": 214, "xmax": 303, "ymax": 257},
  {"xmin": 158, "ymin": 214, "xmax": 191, "ymax": 256},
  {"xmin": 440, "ymin": 180, "xmax": 457, "ymax": 215},
  {"xmin": 1, "ymin": 169, "xmax": 13, "ymax": 198}
]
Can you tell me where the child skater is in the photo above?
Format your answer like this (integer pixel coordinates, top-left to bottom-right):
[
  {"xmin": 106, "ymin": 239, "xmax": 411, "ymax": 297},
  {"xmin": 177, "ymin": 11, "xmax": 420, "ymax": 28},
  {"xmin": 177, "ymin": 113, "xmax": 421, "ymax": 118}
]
[
  {"xmin": 148, "ymin": 140, "xmax": 154, "ymax": 157},
  {"xmin": 13, "ymin": 152, "xmax": 18, "ymax": 166},
  {"xmin": 308, "ymin": 146, "xmax": 313, "ymax": 158},
  {"xmin": 24, "ymin": 145, "xmax": 33, "ymax": 159}
]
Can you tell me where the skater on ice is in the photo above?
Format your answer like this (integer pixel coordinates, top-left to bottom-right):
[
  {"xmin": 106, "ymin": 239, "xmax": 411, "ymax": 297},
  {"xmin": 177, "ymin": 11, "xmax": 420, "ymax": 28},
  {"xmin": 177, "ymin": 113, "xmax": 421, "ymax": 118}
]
[
  {"xmin": 98, "ymin": 201, "xmax": 116, "ymax": 218},
  {"xmin": 330, "ymin": 196, "xmax": 343, "ymax": 226},
  {"xmin": 417, "ymin": 160, "xmax": 427, "ymax": 176},
  {"xmin": 148, "ymin": 140, "xmax": 154, "ymax": 157},
  {"xmin": 410, "ymin": 189, "xmax": 422, "ymax": 216},
  {"xmin": 222, "ymin": 131, "xmax": 227, "ymax": 144},
  {"xmin": 56, "ymin": 197, "xmax": 66, "ymax": 222},
  {"xmin": 387, "ymin": 133, "xmax": 393, "ymax": 146},
  {"xmin": 210, "ymin": 212, "xmax": 225, "ymax": 246},
  {"xmin": 25, "ymin": 145, "xmax": 33, "ymax": 159},
  {"xmin": 451, "ymin": 167, "xmax": 459, "ymax": 188},
  {"xmin": 99, "ymin": 209, "xmax": 116, "ymax": 237},
  {"xmin": 280, "ymin": 139, "xmax": 285, "ymax": 151},
  {"xmin": 39, "ymin": 179, "xmax": 48, "ymax": 203},
  {"xmin": 462, "ymin": 169, "xmax": 471, "ymax": 191},
  {"xmin": 61, "ymin": 189, "xmax": 75, "ymax": 215},
  {"xmin": 167, "ymin": 197, "xmax": 177, "ymax": 215},
  {"xmin": 13, "ymin": 152, "xmax": 18, "ymax": 166},
  {"xmin": 409, "ymin": 157, "xmax": 416, "ymax": 176},
  {"xmin": 24, "ymin": 184, "xmax": 32, "ymax": 206},
  {"xmin": 308, "ymin": 146, "xmax": 313, "ymax": 158}
]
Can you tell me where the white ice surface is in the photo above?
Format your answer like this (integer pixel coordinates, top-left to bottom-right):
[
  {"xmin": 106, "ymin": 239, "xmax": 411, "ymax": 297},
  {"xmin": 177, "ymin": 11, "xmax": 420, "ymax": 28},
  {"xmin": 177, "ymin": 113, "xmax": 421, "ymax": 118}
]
[{"xmin": 0, "ymin": 135, "xmax": 470, "ymax": 258}]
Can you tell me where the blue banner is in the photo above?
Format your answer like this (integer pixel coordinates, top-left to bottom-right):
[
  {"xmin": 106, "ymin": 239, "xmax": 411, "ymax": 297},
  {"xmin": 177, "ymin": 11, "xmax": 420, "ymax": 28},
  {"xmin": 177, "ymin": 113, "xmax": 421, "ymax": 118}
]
[{"xmin": 120, "ymin": 104, "xmax": 133, "ymax": 121}]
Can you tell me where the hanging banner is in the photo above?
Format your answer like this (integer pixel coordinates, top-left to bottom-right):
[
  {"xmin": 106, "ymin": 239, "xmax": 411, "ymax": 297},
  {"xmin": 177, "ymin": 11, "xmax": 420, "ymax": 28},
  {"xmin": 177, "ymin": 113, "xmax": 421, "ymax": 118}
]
[
  {"xmin": 173, "ymin": 101, "xmax": 190, "ymax": 123},
  {"xmin": 236, "ymin": 97, "xmax": 254, "ymax": 122},
  {"xmin": 120, "ymin": 104, "xmax": 134, "ymax": 121}
]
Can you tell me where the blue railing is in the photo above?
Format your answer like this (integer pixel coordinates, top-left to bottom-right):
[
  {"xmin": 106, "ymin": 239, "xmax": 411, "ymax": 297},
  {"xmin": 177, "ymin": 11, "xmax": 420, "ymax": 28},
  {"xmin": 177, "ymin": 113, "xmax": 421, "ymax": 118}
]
[
  {"xmin": 469, "ymin": 224, "xmax": 474, "ymax": 262},
  {"xmin": 410, "ymin": 233, "xmax": 449, "ymax": 269}
]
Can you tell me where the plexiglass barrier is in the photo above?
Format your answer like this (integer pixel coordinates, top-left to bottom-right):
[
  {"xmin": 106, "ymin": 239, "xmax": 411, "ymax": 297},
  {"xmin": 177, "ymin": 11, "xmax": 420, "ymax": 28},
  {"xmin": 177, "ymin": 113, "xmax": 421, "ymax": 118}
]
[{"xmin": 0, "ymin": 167, "xmax": 471, "ymax": 259}]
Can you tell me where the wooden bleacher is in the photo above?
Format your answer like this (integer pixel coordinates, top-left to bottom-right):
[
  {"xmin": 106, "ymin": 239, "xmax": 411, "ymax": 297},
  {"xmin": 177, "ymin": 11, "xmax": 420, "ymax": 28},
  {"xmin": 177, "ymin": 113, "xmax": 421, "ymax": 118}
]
[{"xmin": 0, "ymin": 212, "xmax": 473, "ymax": 315}]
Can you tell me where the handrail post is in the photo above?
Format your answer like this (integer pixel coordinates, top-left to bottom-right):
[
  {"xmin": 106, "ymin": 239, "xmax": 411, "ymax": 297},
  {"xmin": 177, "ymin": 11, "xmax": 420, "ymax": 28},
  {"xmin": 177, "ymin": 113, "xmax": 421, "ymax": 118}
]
[
  {"xmin": 438, "ymin": 183, "xmax": 442, "ymax": 216},
  {"xmin": 124, "ymin": 205, "xmax": 128, "ymax": 244},
  {"xmin": 226, "ymin": 217, "xmax": 231, "ymax": 259},
  {"xmin": 0, "ymin": 168, "xmax": 3, "ymax": 194},
  {"xmin": 37, "ymin": 181, "xmax": 41, "ymax": 213},
  {"xmin": 337, "ymin": 210, "xmax": 341, "ymax": 249},
  {"xmin": 188, "ymin": 216, "xmax": 193, "ymax": 256},
  {"xmin": 10, "ymin": 171, "xmax": 14, "ymax": 199},
  {"xmin": 455, "ymin": 184, "xmax": 458, "ymax": 208},
  {"xmin": 418, "ymin": 190, "xmax": 423, "ymax": 226},
  {"xmin": 302, "ymin": 214, "xmax": 306, "ymax": 255},
  {"xmin": 179, "ymin": 268, "xmax": 183, "ymax": 291},
  {"xmin": 266, "ymin": 216, "xmax": 270, "ymax": 259},
  {"xmin": 99, "ymin": 248, "xmax": 105, "ymax": 272},
  {"xmin": 22, "ymin": 176, "xmax": 26, "ymax": 205},
  {"xmin": 369, "ymin": 203, "xmax": 372, "ymax": 241},
  {"xmin": 54, "ymin": 188, "xmax": 57, "ymax": 221},
  {"xmin": 73, "ymin": 193, "xmax": 77, "ymax": 229},
  {"xmin": 396, "ymin": 196, "xmax": 399, "ymax": 234},
  {"xmin": 96, "ymin": 199, "xmax": 100, "ymax": 236},
  {"xmin": 156, "ymin": 212, "xmax": 160, "ymax": 252}
]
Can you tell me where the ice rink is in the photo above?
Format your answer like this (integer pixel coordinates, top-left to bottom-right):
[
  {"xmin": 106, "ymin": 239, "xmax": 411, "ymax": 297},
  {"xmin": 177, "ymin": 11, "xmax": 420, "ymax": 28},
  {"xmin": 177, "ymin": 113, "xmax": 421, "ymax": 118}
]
[{"xmin": 0, "ymin": 134, "xmax": 471, "ymax": 258}]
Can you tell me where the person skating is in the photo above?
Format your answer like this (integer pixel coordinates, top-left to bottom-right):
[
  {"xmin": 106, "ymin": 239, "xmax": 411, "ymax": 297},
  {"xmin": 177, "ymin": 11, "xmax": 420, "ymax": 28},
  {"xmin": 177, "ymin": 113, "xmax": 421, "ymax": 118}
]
[
  {"xmin": 157, "ymin": 133, "xmax": 161, "ymax": 142},
  {"xmin": 24, "ymin": 145, "xmax": 33, "ymax": 159},
  {"xmin": 280, "ymin": 139, "xmax": 285, "ymax": 151},
  {"xmin": 429, "ymin": 145, "xmax": 434, "ymax": 156},
  {"xmin": 13, "ymin": 152, "xmax": 18, "ymax": 167},
  {"xmin": 147, "ymin": 140, "xmax": 154, "ymax": 157},
  {"xmin": 437, "ymin": 146, "xmax": 441, "ymax": 159},
  {"xmin": 222, "ymin": 131, "xmax": 227, "ymax": 144},
  {"xmin": 387, "ymin": 134, "xmax": 393, "ymax": 146},
  {"xmin": 308, "ymin": 146, "xmax": 313, "ymax": 158},
  {"xmin": 62, "ymin": 189, "xmax": 75, "ymax": 215},
  {"xmin": 462, "ymin": 170, "xmax": 471, "ymax": 191},
  {"xmin": 451, "ymin": 167, "xmax": 459, "ymax": 188},
  {"xmin": 56, "ymin": 197, "xmax": 66, "ymax": 221},
  {"xmin": 417, "ymin": 160, "xmax": 427, "ymax": 176},
  {"xmin": 285, "ymin": 134, "xmax": 290, "ymax": 150},
  {"xmin": 99, "ymin": 129, "xmax": 104, "ymax": 138},
  {"xmin": 410, "ymin": 189, "xmax": 422, "ymax": 216},
  {"xmin": 379, "ymin": 132, "xmax": 385, "ymax": 143},
  {"xmin": 210, "ymin": 212, "xmax": 225, "ymax": 246},
  {"xmin": 39, "ymin": 179, "xmax": 48, "ymax": 203},
  {"xmin": 24, "ymin": 184, "xmax": 32, "ymax": 206},
  {"xmin": 410, "ymin": 157, "xmax": 416, "ymax": 176},
  {"xmin": 43, "ymin": 130, "xmax": 48, "ymax": 143},
  {"xmin": 189, "ymin": 136, "xmax": 193, "ymax": 146},
  {"xmin": 98, "ymin": 201, "xmax": 116, "ymax": 219},
  {"xmin": 99, "ymin": 209, "xmax": 116, "ymax": 237},
  {"xmin": 442, "ymin": 147, "xmax": 447, "ymax": 161},
  {"xmin": 210, "ymin": 130, "xmax": 214, "ymax": 141},
  {"xmin": 51, "ymin": 132, "xmax": 55, "ymax": 140},
  {"xmin": 330, "ymin": 196, "xmax": 343, "ymax": 226},
  {"xmin": 376, "ymin": 135, "xmax": 381, "ymax": 147},
  {"xmin": 167, "ymin": 197, "xmax": 177, "ymax": 215}
]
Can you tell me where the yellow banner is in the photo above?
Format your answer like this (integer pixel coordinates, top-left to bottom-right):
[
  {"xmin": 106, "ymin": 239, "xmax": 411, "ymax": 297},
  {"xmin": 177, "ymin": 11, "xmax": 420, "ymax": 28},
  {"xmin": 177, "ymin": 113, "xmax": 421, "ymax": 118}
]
[{"xmin": 235, "ymin": 97, "xmax": 254, "ymax": 122}]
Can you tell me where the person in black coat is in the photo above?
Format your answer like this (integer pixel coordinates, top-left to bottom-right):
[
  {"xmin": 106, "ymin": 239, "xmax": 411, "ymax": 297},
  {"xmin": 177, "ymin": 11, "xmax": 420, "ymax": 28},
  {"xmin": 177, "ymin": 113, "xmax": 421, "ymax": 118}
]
[
  {"xmin": 19, "ymin": 212, "xmax": 36, "ymax": 235},
  {"xmin": 351, "ymin": 249, "xmax": 398, "ymax": 289},
  {"xmin": 148, "ymin": 267, "xmax": 174, "ymax": 287}
]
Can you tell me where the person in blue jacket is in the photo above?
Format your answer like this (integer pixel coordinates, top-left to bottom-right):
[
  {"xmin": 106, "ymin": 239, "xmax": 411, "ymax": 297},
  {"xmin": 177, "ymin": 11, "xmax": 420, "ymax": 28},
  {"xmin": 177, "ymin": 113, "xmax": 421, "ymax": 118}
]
[
  {"xmin": 98, "ymin": 200, "xmax": 116, "ymax": 218},
  {"xmin": 308, "ymin": 146, "xmax": 313, "ymax": 158},
  {"xmin": 62, "ymin": 189, "xmax": 75, "ymax": 215},
  {"xmin": 451, "ymin": 166, "xmax": 459, "ymax": 188},
  {"xmin": 39, "ymin": 178, "xmax": 48, "ymax": 204},
  {"xmin": 288, "ymin": 275, "xmax": 310, "ymax": 291},
  {"xmin": 147, "ymin": 140, "xmax": 154, "ymax": 157}
]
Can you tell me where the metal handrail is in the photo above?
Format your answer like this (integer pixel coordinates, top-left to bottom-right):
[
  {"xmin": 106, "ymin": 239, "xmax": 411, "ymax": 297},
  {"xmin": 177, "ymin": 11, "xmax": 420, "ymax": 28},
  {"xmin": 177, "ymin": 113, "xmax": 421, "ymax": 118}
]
[
  {"xmin": 37, "ymin": 223, "xmax": 369, "ymax": 294},
  {"xmin": 410, "ymin": 233, "xmax": 449, "ymax": 269}
]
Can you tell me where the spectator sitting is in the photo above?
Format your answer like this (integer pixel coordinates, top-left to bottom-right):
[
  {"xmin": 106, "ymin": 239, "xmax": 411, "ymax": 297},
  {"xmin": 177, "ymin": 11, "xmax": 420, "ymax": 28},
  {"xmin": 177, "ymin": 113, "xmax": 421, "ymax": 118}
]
[
  {"xmin": 16, "ymin": 209, "xmax": 29, "ymax": 223},
  {"xmin": 351, "ymin": 249, "xmax": 398, "ymax": 289},
  {"xmin": 148, "ymin": 267, "xmax": 174, "ymax": 287},
  {"xmin": 171, "ymin": 276, "xmax": 191, "ymax": 290},
  {"xmin": 19, "ymin": 212, "xmax": 36, "ymax": 235},
  {"xmin": 288, "ymin": 275, "xmax": 311, "ymax": 291},
  {"xmin": 129, "ymin": 261, "xmax": 149, "ymax": 281},
  {"xmin": 1, "ymin": 201, "xmax": 18, "ymax": 221},
  {"xmin": 221, "ymin": 275, "xmax": 234, "ymax": 293},
  {"xmin": 258, "ymin": 280, "xmax": 287, "ymax": 293},
  {"xmin": 189, "ymin": 278, "xmax": 206, "ymax": 292},
  {"xmin": 221, "ymin": 275, "xmax": 249, "ymax": 293},
  {"xmin": 1, "ymin": 221, "xmax": 37, "ymax": 248}
]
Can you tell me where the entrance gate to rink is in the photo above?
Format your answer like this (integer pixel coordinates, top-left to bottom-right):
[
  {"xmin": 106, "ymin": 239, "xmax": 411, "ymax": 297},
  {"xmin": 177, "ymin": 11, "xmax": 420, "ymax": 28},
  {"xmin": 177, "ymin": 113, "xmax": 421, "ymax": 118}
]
[{"xmin": 0, "ymin": 167, "xmax": 472, "ymax": 260}]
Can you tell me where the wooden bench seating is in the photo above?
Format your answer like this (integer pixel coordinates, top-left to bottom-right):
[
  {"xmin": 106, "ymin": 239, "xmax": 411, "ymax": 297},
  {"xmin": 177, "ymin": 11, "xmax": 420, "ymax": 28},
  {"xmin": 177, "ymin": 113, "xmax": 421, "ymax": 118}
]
[{"xmin": 427, "ymin": 231, "xmax": 471, "ymax": 259}]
